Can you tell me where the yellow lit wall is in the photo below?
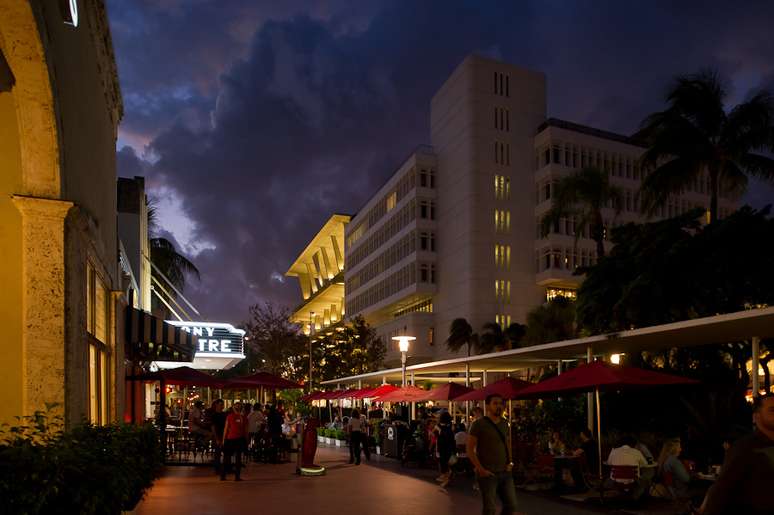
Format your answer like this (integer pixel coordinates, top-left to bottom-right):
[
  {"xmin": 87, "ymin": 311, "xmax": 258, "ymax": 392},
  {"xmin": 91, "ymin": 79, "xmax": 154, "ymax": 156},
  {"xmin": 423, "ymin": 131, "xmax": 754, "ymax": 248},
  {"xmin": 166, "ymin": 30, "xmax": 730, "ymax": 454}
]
[{"xmin": 0, "ymin": 90, "xmax": 24, "ymax": 424}]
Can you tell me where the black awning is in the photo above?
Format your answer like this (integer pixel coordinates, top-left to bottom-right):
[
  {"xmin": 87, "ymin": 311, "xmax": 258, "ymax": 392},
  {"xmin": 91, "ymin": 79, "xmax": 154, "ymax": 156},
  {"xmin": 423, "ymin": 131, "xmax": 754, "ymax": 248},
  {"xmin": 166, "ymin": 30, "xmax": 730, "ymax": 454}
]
[{"xmin": 125, "ymin": 306, "xmax": 196, "ymax": 362}]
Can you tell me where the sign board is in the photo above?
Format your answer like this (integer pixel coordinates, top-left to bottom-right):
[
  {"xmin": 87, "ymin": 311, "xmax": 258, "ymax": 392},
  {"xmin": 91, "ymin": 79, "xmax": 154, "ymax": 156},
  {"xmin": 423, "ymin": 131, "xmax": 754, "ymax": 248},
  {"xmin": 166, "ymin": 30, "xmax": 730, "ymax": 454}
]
[{"xmin": 159, "ymin": 321, "xmax": 246, "ymax": 370}]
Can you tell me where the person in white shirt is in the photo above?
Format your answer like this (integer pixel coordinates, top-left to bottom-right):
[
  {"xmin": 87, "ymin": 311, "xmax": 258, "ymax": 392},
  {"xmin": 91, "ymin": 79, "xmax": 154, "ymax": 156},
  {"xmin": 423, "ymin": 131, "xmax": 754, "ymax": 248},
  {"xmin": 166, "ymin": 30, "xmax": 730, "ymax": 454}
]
[
  {"xmin": 606, "ymin": 434, "xmax": 651, "ymax": 500},
  {"xmin": 347, "ymin": 409, "xmax": 367, "ymax": 465},
  {"xmin": 247, "ymin": 403, "xmax": 265, "ymax": 449}
]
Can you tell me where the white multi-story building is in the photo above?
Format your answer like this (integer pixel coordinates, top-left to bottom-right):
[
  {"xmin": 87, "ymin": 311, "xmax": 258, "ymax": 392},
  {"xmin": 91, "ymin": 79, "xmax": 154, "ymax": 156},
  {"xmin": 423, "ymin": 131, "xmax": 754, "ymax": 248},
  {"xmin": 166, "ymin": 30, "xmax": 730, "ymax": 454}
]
[{"xmin": 292, "ymin": 55, "xmax": 737, "ymax": 366}]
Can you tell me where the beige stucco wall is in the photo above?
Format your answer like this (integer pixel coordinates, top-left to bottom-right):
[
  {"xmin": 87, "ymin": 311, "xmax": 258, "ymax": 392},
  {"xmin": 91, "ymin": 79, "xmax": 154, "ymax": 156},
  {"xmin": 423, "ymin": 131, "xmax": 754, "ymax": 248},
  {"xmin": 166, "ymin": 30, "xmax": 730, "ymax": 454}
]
[{"xmin": 0, "ymin": 0, "xmax": 123, "ymax": 427}]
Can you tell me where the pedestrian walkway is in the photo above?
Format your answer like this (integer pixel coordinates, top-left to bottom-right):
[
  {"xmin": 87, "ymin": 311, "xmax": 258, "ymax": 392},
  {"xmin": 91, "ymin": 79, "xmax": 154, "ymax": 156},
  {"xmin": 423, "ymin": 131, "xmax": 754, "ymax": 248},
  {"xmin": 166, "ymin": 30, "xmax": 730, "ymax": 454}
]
[{"xmin": 136, "ymin": 446, "xmax": 602, "ymax": 515}]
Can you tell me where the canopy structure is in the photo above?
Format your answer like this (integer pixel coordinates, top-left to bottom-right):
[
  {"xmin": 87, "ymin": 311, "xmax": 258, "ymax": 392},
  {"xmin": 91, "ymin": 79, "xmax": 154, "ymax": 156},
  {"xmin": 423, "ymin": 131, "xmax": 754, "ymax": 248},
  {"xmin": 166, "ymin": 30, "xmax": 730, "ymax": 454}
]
[
  {"xmin": 321, "ymin": 306, "xmax": 774, "ymax": 387},
  {"xmin": 422, "ymin": 382, "xmax": 475, "ymax": 401},
  {"xmin": 516, "ymin": 360, "xmax": 699, "ymax": 480},
  {"xmin": 353, "ymin": 384, "xmax": 399, "ymax": 399},
  {"xmin": 455, "ymin": 377, "xmax": 532, "ymax": 402},
  {"xmin": 226, "ymin": 372, "xmax": 302, "ymax": 390},
  {"xmin": 132, "ymin": 366, "xmax": 223, "ymax": 387}
]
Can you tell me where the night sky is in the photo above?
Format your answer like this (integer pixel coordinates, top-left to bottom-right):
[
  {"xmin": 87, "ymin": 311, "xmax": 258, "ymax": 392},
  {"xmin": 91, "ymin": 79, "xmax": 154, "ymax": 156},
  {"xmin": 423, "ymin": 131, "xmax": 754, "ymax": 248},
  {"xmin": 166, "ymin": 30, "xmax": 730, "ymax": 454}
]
[{"xmin": 108, "ymin": 0, "xmax": 774, "ymax": 324}]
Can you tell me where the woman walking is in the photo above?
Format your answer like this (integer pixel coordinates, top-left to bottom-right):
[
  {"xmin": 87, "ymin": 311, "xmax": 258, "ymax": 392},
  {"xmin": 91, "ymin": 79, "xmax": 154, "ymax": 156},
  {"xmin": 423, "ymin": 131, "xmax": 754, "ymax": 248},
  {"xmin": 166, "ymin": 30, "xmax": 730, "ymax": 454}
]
[
  {"xmin": 347, "ymin": 409, "xmax": 366, "ymax": 465},
  {"xmin": 221, "ymin": 401, "xmax": 247, "ymax": 481},
  {"xmin": 435, "ymin": 411, "xmax": 456, "ymax": 488}
]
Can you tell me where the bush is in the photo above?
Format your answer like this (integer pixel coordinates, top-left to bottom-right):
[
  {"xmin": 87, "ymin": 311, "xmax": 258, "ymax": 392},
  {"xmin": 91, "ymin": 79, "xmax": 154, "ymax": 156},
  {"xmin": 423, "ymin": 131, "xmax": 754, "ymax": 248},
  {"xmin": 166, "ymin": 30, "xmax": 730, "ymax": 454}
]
[
  {"xmin": 334, "ymin": 429, "xmax": 346, "ymax": 440},
  {"xmin": 0, "ymin": 410, "xmax": 162, "ymax": 514},
  {"xmin": 316, "ymin": 427, "xmax": 325, "ymax": 437}
]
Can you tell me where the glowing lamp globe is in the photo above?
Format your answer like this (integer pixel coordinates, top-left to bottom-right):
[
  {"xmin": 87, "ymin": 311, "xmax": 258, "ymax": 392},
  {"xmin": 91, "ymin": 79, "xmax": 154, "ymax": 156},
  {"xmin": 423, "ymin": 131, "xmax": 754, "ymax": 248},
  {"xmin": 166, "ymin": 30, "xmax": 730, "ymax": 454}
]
[{"xmin": 392, "ymin": 335, "xmax": 416, "ymax": 353}]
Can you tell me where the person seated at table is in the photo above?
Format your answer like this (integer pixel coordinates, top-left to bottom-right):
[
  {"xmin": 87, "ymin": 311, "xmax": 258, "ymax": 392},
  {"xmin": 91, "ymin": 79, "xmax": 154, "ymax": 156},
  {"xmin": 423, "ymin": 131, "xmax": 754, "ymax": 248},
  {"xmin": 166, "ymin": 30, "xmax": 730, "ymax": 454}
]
[
  {"xmin": 454, "ymin": 423, "xmax": 468, "ymax": 452},
  {"xmin": 700, "ymin": 394, "xmax": 774, "ymax": 515},
  {"xmin": 548, "ymin": 430, "xmax": 567, "ymax": 456},
  {"xmin": 635, "ymin": 434, "xmax": 655, "ymax": 464},
  {"xmin": 606, "ymin": 434, "xmax": 651, "ymax": 501},
  {"xmin": 188, "ymin": 400, "xmax": 211, "ymax": 438},
  {"xmin": 571, "ymin": 428, "xmax": 598, "ymax": 478},
  {"xmin": 656, "ymin": 438, "xmax": 691, "ymax": 499}
]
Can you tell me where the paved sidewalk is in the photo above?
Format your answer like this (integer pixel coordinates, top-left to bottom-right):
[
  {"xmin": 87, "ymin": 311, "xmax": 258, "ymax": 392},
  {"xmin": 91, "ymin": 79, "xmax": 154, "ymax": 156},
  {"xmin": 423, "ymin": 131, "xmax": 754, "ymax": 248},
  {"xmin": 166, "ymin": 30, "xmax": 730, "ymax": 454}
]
[{"xmin": 135, "ymin": 446, "xmax": 602, "ymax": 515}]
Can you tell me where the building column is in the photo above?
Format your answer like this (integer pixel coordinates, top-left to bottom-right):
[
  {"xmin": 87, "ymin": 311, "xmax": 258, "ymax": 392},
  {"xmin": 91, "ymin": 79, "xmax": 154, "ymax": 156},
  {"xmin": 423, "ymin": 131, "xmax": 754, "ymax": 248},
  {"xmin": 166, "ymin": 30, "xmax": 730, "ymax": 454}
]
[{"xmin": 12, "ymin": 195, "xmax": 73, "ymax": 419}]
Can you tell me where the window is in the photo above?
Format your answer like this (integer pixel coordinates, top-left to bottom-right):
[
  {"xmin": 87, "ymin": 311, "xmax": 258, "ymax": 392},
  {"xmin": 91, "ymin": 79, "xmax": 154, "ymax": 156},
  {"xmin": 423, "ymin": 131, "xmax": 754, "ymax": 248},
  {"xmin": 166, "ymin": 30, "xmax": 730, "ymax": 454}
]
[
  {"xmin": 552, "ymin": 146, "xmax": 561, "ymax": 164},
  {"xmin": 419, "ymin": 232, "xmax": 435, "ymax": 251},
  {"xmin": 495, "ymin": 244, "xmax": 511, "ymax": 269},
  {"xmin": 87, "ymin": 263, "xmax": 110, "ymax": 425},
  {"xmin": 420, "ymin": 169, "xmax": 427, "ymax": 187},
  {"xmin": 494, "ymin": 175, "xmax": 510, "ymax": 200},
  {"xmin": 546, "ymin": 287, "xmax": 577, "ymax": 302},
  {"xmin": 420, "ymin": 264, "xmax": 429, "ymax": 283},
  {"xmin": 494, "ymin": 209, "xmax": 510, "ymax": 232},
  {"xmin": 386, "ymin": 191, "xmax": 397, "ymax": 211},
  {"xmin": 428, "ymin": 327, "xmax": 434, "ymax": 346},
  {"xmin": 494, "ymin": 72, "xmax": 510, "ymax": 96},
  {"xmin": 419, "ymin": 200, "xmax": 435, "ymax": 219},
  {"xmin": 495, "ymin": 314, "xmax": 511, "ymax": 329},
  {"xmin": 495, "ymin": 279, "xmax": 511, "ymax": 303}
]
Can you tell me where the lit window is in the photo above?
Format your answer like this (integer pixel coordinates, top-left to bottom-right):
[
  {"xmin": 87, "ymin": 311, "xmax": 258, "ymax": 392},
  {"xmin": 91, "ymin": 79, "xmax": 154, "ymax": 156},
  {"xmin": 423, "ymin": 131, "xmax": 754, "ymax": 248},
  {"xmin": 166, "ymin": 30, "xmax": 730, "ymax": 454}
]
[
  {"xmin": 546, "ymin": 287, "xmax": 577, "ymax": 302},
  {"xmin": 495, "ymin": 314, "xmax": 512, "ymax": 329},
  {"xmin": 87, "ymin": 263, "xmax": 110, "ymax": 425},
  {"xmin": 494, "ymin": 244, "xmax": 511, "ymax": 269},
  {"xmin": 494, "ymin": 210, "xmax": 511, "ymax": 233},
  {"xmin": 386, "ymin": 191, "xmax": 397, "ymax": 211},
  {"xmin": 494, "ymin": 175, "xmax": 510, "ymax": 200}
]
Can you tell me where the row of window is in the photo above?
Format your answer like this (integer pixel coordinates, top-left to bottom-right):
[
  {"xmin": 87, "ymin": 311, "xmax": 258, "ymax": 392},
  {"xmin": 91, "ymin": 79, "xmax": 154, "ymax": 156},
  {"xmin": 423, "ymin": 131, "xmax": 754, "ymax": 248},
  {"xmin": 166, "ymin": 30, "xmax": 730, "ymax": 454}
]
[
  {"xmin": 495, "ymin": 279, "xmax": 511, "ymax": 303},
  {"xmin": 347, "ymin": 166, "xmax": 436, "ymax": 249},
  {"xmin": 419, "ymin": 200, "xmax": 436, "ymax": 220},
  {"xmin": 536, "ymin": 142, "xmax": 643, "ymax": 179},
  {"xmin": 494, "ymin": 141, "xmax": 511, "ymax": 165},
  {"xmin": 494, "ymin": 107, "xmax": 510, "ymax": 132},
  {"xmin": 347, "ymin": 199, "xmax": 416, "ymax": 269},
  {"xmin": 494, "ymin": 175, "xmax": 510, "ymax": 200},
  {"xmin": 536, "ymin": 247, "xmax": 598, "ymax": 273},
  {"xmin": 546, "ymin": 287, "xmax": 577, "ymax": 302},
  {"xmin": 494, "ymin": 72, "xmax": 510, "ymax": 97},
  {"xmin": 495, "ymin": 244, "xmax": 511, "ymax": 269},
  {"xmin": 495, "ymin": 209, "xmax": 511, "ymax": 233},
  {"xmin": 346, "ymin": 263, "xmax": 417, "ymax": 315},
  {"xmin": 346, "ymin": 231, "xmax": 417, "ymax": 293},
  {"xmin": 495, "ymin": 314, "xmax": 512, "ymax": 329},
  {"xmin": 393, "ymin": 298, "xmax": 433, "ymax": 318},
  {"xmin": 419, "ymin": 263, "xmax": 436, "ymax": 284}
]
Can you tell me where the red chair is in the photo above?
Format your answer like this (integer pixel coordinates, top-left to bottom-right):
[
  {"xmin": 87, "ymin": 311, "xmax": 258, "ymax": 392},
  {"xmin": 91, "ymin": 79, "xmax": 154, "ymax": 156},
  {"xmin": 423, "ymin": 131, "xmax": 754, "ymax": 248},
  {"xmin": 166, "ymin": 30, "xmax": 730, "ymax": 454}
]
[{"xmin": 610, "ymin": 465, "xmax": 638, "ymax": 482}]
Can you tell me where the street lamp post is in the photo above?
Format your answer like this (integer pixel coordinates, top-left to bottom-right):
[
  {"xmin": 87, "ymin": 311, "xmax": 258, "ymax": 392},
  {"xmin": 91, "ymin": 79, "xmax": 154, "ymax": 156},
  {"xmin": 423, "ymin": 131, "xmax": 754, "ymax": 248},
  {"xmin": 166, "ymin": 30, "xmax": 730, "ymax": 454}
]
[
  {"xmin": 309, "ymin": 311, "xmax": 315, "ymax": 394},
  {"xmin": 392, "ymin": 336, "xmax": 416, "ymax": 387}
]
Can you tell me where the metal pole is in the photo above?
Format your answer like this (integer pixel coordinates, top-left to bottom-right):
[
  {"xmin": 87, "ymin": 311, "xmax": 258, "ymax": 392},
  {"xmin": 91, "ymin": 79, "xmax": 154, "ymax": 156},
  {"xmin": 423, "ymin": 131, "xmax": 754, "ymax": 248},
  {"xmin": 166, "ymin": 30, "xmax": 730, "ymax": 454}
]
[
  {"xmin": 465, "ymin": 364, "xmax": 471, "ymax": 421},
  {"xmin": 309, "ymin": 312, "xmax": 315, "ymax": 395},
  {"xmin": 401, "ymin": 351, "xmax": 407, "ymax": 387},
  {"xmin": 587, "ymin": 346, "xmax": 594, "ymax": 431},
  {"xmin": 752, "ymin": 337, "xmax": 761, "ymax": 398},
  {"xmin": 483, "ymin": 370, "xmax": 488, "ymax": 386},
  {"xmin": 595, "ymin": 387, "xmax": 603, "ymax": 481},
  {"xmin": 410, "ymin": 372, "xmax": 415, "ymax": 421}
]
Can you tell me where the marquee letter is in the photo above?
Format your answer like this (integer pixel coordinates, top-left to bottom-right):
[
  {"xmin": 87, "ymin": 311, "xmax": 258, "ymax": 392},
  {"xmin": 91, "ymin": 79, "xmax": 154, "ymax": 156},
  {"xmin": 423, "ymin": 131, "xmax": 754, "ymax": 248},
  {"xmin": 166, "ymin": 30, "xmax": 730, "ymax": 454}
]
[{"xmin": 220, "ymin": 340, "xmax": 231, "ymax": 353}]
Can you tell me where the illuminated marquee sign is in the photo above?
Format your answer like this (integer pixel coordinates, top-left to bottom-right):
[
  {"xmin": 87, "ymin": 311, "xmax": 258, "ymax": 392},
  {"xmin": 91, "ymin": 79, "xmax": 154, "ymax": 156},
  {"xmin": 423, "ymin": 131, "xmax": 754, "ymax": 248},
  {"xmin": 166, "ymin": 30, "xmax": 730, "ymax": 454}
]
[{"xmin": 165, "ymin": 321, "xmax": 245, "ymax": 357}]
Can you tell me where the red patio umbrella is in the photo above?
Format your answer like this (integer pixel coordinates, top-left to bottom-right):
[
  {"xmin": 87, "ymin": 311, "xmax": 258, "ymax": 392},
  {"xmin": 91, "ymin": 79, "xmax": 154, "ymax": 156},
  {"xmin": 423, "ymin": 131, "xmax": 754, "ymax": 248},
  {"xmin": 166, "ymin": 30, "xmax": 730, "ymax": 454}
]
[
  {"xmin": 516, "ymin": 360, "xmax": 699, "ymax": 480},
  {"xmin": 454, "ymin": 377, "xmax": 532, "ymax": 402},
  {"xmin": 352, "ymin": 384, "xmax": 398, "ymax": 399},
  {"xmin": 374, "ymin": 386, "xmax": 428, "ymax": 403},
  {"xmin": 422, "ymin": 382, "xmax": 475, "ymax": 401}
]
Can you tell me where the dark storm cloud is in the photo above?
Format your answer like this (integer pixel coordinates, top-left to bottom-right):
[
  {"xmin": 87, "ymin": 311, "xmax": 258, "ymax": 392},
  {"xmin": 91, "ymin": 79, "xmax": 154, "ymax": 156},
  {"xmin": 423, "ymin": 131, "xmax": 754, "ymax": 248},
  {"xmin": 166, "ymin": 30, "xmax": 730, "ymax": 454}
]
[{"xmin": 109, "ymin": 0, "xmax": 774, "ymax": 323}]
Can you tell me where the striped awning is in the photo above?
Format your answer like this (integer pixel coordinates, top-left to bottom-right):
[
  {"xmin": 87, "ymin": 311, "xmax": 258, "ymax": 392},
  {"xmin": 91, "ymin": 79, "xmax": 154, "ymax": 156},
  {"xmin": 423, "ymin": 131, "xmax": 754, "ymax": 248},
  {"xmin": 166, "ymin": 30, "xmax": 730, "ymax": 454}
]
[{"xmin": 125, "ymin": 306, "xmax": 196, "ymax": 362}]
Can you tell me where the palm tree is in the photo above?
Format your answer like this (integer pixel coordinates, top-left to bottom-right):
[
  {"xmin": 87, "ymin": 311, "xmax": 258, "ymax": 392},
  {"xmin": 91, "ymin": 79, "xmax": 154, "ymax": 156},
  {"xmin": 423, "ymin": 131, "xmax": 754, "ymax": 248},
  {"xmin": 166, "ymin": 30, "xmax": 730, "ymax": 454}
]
[
  {"xmin": 524, "ymin": 297, "xmax": 576, "ymax": 346},
  {"xmin": 446, "ymin": 318, "xmax": 478, "ymax": 357},
  {"xmin": 479, "ymin": 321, "xmax": 527, "ymax": 353},
  {"xmin": 637, "ymin": 70, "xmax": 774, "ymax": 223},
  {"xmin": 147, "ymin": 202, "xmax": 200, "ymax": 294},
  {"xmin": 541, "ymin": 167, "xmax": 623, "ymax": 259}
]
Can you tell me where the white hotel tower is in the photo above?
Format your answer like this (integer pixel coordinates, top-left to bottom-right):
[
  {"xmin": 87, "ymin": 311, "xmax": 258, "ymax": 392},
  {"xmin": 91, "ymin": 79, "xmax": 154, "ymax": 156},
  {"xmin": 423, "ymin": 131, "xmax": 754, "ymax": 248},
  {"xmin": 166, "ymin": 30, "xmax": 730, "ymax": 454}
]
[{"xmin": 290, "ymin": 55, "xmax": 736, "ymax": 366}]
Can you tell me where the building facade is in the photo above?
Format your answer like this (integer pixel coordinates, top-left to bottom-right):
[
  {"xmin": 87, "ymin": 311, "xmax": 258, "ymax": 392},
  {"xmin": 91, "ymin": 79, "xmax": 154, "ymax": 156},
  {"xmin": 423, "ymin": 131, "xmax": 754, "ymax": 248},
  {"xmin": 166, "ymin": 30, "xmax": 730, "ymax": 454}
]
[
  {"xmin": 294, "ymin": 55, "xmax": 738, "ymax": 366},
  {"xmin": 0, "ymin": 0, "xmax": 124, "ymax": 427},
  {"xmin": 286, "ymin": 214, "xmax": 351, "ymax": 335}
]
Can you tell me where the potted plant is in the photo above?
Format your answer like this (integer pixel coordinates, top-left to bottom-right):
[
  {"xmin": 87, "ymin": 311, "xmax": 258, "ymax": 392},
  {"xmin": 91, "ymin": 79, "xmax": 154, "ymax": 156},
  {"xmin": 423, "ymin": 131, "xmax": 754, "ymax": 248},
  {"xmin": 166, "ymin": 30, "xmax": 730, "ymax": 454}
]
[
  {"xmin": 334, "ymin": 429, "xmax": 346, "ymax": 447},
  {"xmin": 316, "ymin": 427, "xmax": 325, "ymax": 444}
]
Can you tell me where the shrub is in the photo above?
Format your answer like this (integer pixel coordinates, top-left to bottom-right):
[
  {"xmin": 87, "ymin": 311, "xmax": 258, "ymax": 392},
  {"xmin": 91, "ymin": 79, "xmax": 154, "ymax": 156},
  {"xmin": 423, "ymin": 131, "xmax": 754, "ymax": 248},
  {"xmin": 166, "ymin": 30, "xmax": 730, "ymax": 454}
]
[
  {"xmin": 0, "ymin": 409, "xmax": 162, "ymax": 514},
  {"xmin": 334, "ymin": 429, "xmax": 346, "ymax": 440},
  {"xmin": 316, "ymin": 427, "xmax": 325, "ymax": 437}
]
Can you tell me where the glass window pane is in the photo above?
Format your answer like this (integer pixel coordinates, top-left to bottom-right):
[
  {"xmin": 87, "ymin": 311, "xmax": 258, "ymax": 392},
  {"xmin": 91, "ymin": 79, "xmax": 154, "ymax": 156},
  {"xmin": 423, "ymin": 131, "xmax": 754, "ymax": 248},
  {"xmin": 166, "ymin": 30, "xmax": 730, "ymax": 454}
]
[
  {"xmin": 100, "ymin": 351, "xmax": 108, "ymax": 425},
  {"xmin": 89, "ymin": 345, "xmax": 98, "ymax": 424},
  {"xmin": 94, "ymin": 276, "xmax": 107, "ymax": 343}
]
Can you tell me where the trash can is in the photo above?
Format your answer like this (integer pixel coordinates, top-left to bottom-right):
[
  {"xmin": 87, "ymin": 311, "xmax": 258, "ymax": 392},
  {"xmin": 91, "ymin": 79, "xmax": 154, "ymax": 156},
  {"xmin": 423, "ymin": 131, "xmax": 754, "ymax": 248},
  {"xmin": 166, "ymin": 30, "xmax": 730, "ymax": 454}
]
[{"xmin": 382, "ymin": 423, "xmax": 403, "ymax": 458}]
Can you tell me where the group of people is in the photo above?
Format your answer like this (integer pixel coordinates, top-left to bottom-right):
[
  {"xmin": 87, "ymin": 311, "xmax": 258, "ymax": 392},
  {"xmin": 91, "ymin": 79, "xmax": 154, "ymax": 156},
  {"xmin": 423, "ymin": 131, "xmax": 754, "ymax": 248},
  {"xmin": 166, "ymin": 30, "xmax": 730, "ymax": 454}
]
[{"xmin": 186, "ymin": 399, "xmax": 296, "ymax": 481}]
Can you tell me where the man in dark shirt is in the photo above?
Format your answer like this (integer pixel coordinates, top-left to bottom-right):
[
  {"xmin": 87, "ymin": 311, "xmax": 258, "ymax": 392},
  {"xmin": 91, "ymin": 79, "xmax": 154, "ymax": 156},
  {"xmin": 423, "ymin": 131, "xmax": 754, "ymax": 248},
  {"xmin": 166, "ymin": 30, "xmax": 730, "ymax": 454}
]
[
  {"xmin": 209, "ymin": 399, "xmax": 227, "ymax": 474},
  {"xmin": 701, "ymin": 394, "xmax": 774, "ymax": 515},
  {"xmin": 466, "ymin": 394, "xmax": 521, "ymax": 515}
]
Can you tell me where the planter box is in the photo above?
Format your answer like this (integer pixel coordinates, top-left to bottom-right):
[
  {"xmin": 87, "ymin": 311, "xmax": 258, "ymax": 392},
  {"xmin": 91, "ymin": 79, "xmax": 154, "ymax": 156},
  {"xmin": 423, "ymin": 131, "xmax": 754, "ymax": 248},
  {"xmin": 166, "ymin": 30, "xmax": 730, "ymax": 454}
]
[
  {"xmin": 335, "ymin": 439, "xmax": 343, "ymax": 447},
  {"xmin": 318, "ymin": 435, "xmax": 325, "ymax": 443},
  {"xmin": 376, "ymin": 445, "xmax": 381, "ymax": 455},
  {"xmin": 324, "ymin": 437, "xmax": 332, "ymax": 445}
]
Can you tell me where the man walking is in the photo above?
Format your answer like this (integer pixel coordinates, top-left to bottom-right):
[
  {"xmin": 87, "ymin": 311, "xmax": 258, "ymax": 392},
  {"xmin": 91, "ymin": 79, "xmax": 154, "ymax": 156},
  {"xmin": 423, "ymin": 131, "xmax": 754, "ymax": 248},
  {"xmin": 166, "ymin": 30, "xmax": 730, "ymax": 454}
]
[{"xmin": 466, "ymin": 394, "xmax": 522, "ymax": 515}]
